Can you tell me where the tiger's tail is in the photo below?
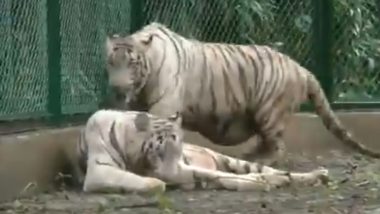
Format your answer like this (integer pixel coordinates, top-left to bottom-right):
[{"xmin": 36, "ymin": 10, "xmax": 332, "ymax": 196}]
[{"xmin": 306, "ymin": 72, "xmax": 380, "ymax": 158}]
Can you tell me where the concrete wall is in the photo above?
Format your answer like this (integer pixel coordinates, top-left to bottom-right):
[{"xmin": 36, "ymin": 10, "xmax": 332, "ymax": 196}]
[{"xmin": 1, "ymin": 112, "xmax": 380, "ymax": 201}]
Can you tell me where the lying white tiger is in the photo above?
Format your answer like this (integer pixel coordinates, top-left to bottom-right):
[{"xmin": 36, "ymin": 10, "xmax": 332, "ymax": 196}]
[{"xmin": 77, "ymin": 109, "xmax": 329, "ymax": 193}]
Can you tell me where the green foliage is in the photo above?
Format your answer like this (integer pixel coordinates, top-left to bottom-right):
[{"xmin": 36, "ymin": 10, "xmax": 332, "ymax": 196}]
[{"xmin": 332, "ymin": 0, "xmax": 380, "ymax": 101}]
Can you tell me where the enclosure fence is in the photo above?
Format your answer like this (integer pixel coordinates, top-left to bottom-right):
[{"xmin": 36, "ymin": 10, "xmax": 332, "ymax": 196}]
[{"xmin": 0, "ymin": 0, "xmax": 379, "ymax": 122}]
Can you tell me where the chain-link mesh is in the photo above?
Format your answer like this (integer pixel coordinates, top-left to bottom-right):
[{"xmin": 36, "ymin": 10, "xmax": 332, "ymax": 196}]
[
  {"xmin": 1, "ymin": 0, "xmax": 380, "ymax": 121},
  {"xmin": 332, "ymin": 0, "xmax": 380, "ymax": 101},
  {"xmin": 0, "ymin": 0, "xmax": 48, "ymax": 120},
  {"xmin": 0, "ymin": 0, "xmax": 131, "ymax": 120},
  {"xmin": 144, "ymin": 0, "xmax": 314, "ymax": 69},
  {"xmin": 60, "ymin": 0, "xmax": 131, "ymax": 115}
]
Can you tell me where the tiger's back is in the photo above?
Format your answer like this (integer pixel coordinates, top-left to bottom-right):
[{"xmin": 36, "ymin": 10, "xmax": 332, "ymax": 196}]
[{"xmin": 180, "ymin": 43, "xmax": 308, "ymax": 145}]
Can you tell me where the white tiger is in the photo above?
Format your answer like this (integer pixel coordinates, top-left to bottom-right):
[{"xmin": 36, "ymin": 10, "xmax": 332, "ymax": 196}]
[
  {"xmin": 104, "ymin": 22, "xmax": 380, "ymax": 166},
  {"xmin": 76, "ymin": 109, "xmax": 329, "ymax": 193}
]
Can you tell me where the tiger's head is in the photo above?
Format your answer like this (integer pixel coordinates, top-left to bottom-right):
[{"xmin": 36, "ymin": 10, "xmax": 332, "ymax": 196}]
[
  {"xmin": 105, "ymin": 23, "xmax": 168, "ymax": 104},
  {"xmin": 134, "ymin": 111, "xmax": 184, "ymax": 179}
]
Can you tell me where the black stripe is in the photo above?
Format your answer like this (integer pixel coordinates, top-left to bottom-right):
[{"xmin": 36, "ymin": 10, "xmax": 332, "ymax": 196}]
[
  {"xmin": 178, "ymin": 38, "xmax": 189, "ymax": 73},
  {"xmin": 208, "ymin": 46, "xmax": 221, "ymax": 122},
  {"xmin": 221, "ymin": 157, "xmax": 233, "ymax": 172},
  {"xmin": 277, "ymin": 54, "xmax": 286, "ymax": 88},
  {"xmin": 236, "ymin": 46, "xmax": 255, "ymax": 100},
  {"xmin": 182, "ymin": 155, "xmax": 190, "ymax": 165},
  {"xmin": 235, "ymin": 46, "xmax": 249, "ymax": 60},
  {"xmin": 254, "ymin": 47, "xmax": 272, "ymax": 108},
  {"xmin": 256, "ymin": 163, "xmax": 263, "ymax": 173},
  {"xmin": 229, "ymin": 46, "xmax": 250, "ymax": 102},
  {"xmin": 250, "ymin": 45, "xmax": 264, "ymax": 96},
  {"xmin": 145, "ymin": 27, "xmax": 183, "ymax": 108},
  {"xmin": 147, "ymin": 88, "xmax": 168, "ymax": 107},
  {"xmin": 260, "ymin": 47, "xmax": 278, "ymax": 105},
  {"xmin": 140, "ymin": 141, "xmax": 147, "ymax": 153},
  {"xmin": 154, "ymin": 38, "xmax": 167, "ymax": 77},
  {"xmin": 260, "ymin": 68, "xmax": 286, "ymax": 132},
  {"xmin": 225, "ymin": 45, "xmax": 237, "ymax": 55},
  {"xmin": 157, "ymin": 27, "xmax": 182, "ymax": 86},
  {"xmin": 109, "ymin": 121, "xmax": 129, "ymax": 166},
  {"xmin": 232, "ymin": 159, "xmax": 240, "ymax": 174},
  {"xmin": 260, "ymin": 52, "xmax": 288, "ymax": 133},
  {"xmin": 199, "ymin": 46, "xmax": 208, "ymax": 104},
  {"xmin": 94, "ymin": 121, "xmax": 124, "ymax": 169},
  {"xmin": 193, "ymin": 171, "xmax": 204, "ymax": 189},
  {"xmin": 217, "ymin": 46, "xmax": 233, "ymax": 106},
  {"xmin": 255, "ymin": 50, "xmax": 278, "ymax": 129},
  {"xmin": 209, "ymin": 154, "xmax": 222, "ymax": 170},
  {"xmin": 243, "ymin": 162, "xmax": 251, "ymax": 174}
]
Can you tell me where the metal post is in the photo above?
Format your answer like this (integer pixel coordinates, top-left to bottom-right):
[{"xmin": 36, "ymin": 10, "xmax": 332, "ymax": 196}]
[
  {"xmin": 312, "ymin": 0, "xmax": 333, "ymax": 101},
  {"xmin": 377, "ymin": 0, "xmax": 380, "ymax": 21},
  {"xmin": 46, "ymin": 0, "xmax": 62, "ymax": 124},
  {"xmin": 130, "ymin": 0, "xmax": 145, "ymax": 33}
]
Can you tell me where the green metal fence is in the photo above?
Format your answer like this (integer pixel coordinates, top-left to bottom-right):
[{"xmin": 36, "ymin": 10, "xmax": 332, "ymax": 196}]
[{"xmin": 0, "ymin": 0, "xmax": 379, "ymax": 122}]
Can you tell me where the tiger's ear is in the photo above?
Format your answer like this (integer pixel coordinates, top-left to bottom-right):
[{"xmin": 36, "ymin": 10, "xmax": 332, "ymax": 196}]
[
  {"xmin": 105, "ymin": 35, "xmax": 119, "ymax": 57},
  {"xmin": 140, "ymin": 33, "xmax": 155, "ymax": 46},
  {"xmin": 167, "ymin": 112, "xmax": 182, "ymax": 126},
  {"xmin": 134, "ymin": 113, "xmax": 150, "ymax": 132}
]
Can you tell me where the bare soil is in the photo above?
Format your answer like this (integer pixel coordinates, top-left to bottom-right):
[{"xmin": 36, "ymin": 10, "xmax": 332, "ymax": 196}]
[{"xmin": 1, "ymin": 151, "xmax": 380, "ymax": 214}]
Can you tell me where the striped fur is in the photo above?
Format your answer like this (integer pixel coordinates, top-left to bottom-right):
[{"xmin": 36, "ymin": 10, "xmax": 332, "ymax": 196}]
[
  {"xmin": 77, "ymin": 109, "xmax": 329, "ymax": 193},
  {"xmin": 105, "ymin": 22, "xmax": 380, "ymax": 165}
]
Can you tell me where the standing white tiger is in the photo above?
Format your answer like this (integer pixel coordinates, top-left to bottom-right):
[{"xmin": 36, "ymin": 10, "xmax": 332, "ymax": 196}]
[
  {"xmin": 77, "ymin": 109, "xmax": 329, "ymax": 193},
  {"xmin": 104, "ymin": 22, "xmax": 380, "ymax": 165}
]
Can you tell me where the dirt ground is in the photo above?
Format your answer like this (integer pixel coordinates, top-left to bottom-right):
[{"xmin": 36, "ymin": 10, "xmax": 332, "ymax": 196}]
[{"xmin": 1, "ymin": 150, "xmax": 380, "ymax": 214}]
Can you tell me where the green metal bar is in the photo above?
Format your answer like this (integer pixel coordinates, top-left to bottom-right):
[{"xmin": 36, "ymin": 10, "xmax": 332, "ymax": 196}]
[
  {"xmin": 46, "ymin": 0, "xmax": 62, "ymax": 124},
  {"xmin": 130, "ymin": 0, "xmax": 145, "ymax": 33},
  {"xmin": 377, "ymin": 0, "xmax": 380, "ymax": 20},
  {"xmin": 98, "ymin": 3, "xmax": 108, "ymax": 110},
  {"xmin": 312, "ymin": 0, "xmax": 333, "ymax": 101},
  {"xmin": 9, "ymin": 0, "xmax": 17, "ymax": 118},
  {"xmin": 301, "ymin": 101, "xmax": 380, "ymax": 113},
  {"xmin": 332, "ymin": 102, "xmax": 380, "ymax": 111}
]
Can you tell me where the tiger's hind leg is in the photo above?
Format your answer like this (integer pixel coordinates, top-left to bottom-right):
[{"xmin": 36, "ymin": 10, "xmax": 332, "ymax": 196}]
[
  {"xmin": 242, "ymin": 129, "xmax": 286, "ymax": 167},
  {"xmin": 204, "ymin": 144, "xmax": 326, "ymax": 186},
  {"xmin": 243, "ymin": 107, "xmax": 292, "ymax": 166},
  {"xmin": 83, "ymin": 160, "xmax": 166, "ymax": 194},
  {"xmin": 206, "ymin": 146, "xmax": 289, "ymax": 175},
  {"xmin": 241, "ymin": 167, "xmax": 329, "ymax": 191},
  {"xmin": 173, "ymin": 162, "xmax": 328, "ymax": 191}
]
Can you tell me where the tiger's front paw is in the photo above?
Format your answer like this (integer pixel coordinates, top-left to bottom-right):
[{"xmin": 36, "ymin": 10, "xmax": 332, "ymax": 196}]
[{"xmin": 146, "ymin": 177, "xmax": 166, "ymax": 194}]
